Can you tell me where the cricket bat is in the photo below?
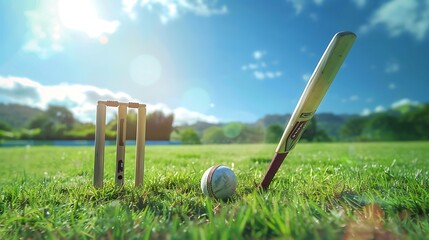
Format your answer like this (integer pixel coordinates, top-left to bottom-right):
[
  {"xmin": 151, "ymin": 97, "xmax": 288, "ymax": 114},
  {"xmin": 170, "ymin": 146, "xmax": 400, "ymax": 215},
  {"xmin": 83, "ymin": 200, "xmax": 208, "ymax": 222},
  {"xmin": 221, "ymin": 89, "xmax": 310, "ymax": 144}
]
[{"xmin": 259, "ymin": 31, "xmax": 356, "ymax": 190}]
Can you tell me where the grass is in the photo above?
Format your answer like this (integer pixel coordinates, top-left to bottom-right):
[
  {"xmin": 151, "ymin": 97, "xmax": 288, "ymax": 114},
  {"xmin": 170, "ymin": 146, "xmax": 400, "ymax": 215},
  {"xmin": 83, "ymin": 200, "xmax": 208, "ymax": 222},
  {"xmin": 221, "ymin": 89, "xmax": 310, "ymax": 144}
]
[{"xmin": 0, "ymin": 142, "xmax": 428, "ymax": 239}]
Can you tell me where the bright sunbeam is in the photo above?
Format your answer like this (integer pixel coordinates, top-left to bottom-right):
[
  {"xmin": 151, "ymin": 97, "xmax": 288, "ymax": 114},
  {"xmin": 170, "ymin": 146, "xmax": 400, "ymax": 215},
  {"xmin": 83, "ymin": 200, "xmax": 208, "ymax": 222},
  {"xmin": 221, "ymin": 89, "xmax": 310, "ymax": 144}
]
[{"xmin": 58, "ymin": 0, "xmax": 119, "ymax": 38}]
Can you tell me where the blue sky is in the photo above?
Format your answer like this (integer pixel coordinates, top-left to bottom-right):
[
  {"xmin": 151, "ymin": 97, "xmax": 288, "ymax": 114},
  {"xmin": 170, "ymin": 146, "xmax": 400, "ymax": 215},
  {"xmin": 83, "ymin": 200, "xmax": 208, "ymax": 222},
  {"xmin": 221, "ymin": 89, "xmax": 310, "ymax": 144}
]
[{"xmin": 0, "ymin": 0, "xmax": 428, "ymax": 125}]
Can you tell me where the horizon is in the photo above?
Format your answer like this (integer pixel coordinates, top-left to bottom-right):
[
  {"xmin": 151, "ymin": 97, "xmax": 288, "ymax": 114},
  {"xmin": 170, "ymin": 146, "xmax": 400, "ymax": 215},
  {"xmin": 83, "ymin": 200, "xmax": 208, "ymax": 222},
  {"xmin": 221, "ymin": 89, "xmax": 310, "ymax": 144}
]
[
  {"xmin": 1, "ymin": 1, "xmax": 428, "ymax": 125},
  {"xmin": 1, "ymin": 99, "xmax": 424, "ymax": 127}
]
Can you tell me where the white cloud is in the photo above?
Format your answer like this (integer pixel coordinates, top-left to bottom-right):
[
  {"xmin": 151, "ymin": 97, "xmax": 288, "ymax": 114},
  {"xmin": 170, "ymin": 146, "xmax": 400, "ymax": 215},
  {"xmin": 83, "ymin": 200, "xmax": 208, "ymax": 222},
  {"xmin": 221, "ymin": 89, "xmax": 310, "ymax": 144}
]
[
  {"xmin": 173, "ymin": 107, "xmax": 219, "ymax": 125},
  {"xmin": 266, "ymin": 72, "xmax": 275, "ymax": 78},
  {"xmin": 249, "ymin": 63, "xmax": 260, "ymax": 70},
  {"xmin": 0, "ymin": 76, "xmax": 218, "ymax": 125},
  {"xmin": 58, "ymin": 0, "xmax": 120, "ymax": 38},
  {"xmin": 286, "ymin": 0, "xmax": 306, "ymax": 14},
  {"xmin": 359, "ymin": 0, "xmax": 429, "ymax": 40},
  {"xmin": 302, "ymin": 73, "xmax": 311, "ymax": 82},
  {"xmin": 300, "ymin": 45, "xmax": 315, "ymax": 57},
  {"xmin": 339, "ymin": 94, "xmax": 361, "ymax": 103},
  {"xmin": 266, "ymin": 71, "xmax": 282, "ymax": 79},
  {"xmin": 361, "ymin": 108, "xmax": 371, "ymax": 116},
  {"xmin": 359, "ymin": 99, "xmax": 420, "ymax": 117},
  {"xmin": 269, "ymin": 71, "xmax": 282, "ymax": 79},
  {"xmin": 253, "ymin": 50, "xmax": 266, "ymax": 60},
  {"xmin": 350, "ymin": 95, "xmax": 359, "ymax": 101},
  {"xmin": 122, "ymin": 0, "xmax": 138, "ymax": 19},
  {"xmin": 242, "ymin": 51, "xmax": 282, "ymax": 80},
  {"xmin": 391, "ymin": 98, "xmax": 420, "ymax": 108},
  {"xmin": 314, "ymin": 0, "xmax": 324, "ymax": 6},
  {"xmin": 385, "ymin": 62, "xmax": 400, "ymax": 73},
  {"xmin": 309, "ymin": 13, "xmax": 318, "ymax": 21},
  {"xmin": 352, "ymin": 0, "xmax": 367, "ymax": 8},
  {"xmin": 374, "ymin": 105, "xmax": 385, "ymax": 113},
  {"xmin": 253, "ymin": 71, "xmax": 282, "ymax": 80},
  {"xmin": 253, "ymin": 71, "xmax": 266, "ymax": 80},
  {"xmin": 388, "ymin": 83, "xmax": 396, "ymax": 89},
  {"xmin": 122, "ymin": 0, "xmax": 228, "ymax": 23},
  {"xmin": 286, "ymin": 0, "xmax": 327, "ymax": 15},
  {"xmin": 0, "ymin": 76, "xmax": 41, "ymax": 104},
  {"xmin": 241, "ymin": 63, "xmax": 260, "ymax": 71}
]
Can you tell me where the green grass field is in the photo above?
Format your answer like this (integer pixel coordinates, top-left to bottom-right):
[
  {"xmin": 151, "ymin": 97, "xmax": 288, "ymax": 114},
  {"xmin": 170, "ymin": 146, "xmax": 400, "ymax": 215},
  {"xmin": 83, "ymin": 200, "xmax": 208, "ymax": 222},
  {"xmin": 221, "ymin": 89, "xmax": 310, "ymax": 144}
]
[{"xmin": 0, "ymin": 142, "xmax": 428, "ymax": 239}]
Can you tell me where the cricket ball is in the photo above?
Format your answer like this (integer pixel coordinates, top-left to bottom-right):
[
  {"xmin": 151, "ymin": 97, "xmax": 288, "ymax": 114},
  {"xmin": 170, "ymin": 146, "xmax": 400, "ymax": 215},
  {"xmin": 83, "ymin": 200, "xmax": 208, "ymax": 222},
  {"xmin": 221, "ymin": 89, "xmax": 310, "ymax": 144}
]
[{"xmin": 201, "ymin": 165, "xmax": 237, "ymax": 199}]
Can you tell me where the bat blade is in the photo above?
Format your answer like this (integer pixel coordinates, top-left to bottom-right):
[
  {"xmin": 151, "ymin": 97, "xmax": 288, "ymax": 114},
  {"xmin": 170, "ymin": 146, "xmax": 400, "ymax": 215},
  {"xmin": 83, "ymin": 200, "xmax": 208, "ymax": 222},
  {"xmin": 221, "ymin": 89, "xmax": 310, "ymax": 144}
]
[{"xmin": 259, "ymin": 31, "xmax": 356, "ymax": 190}]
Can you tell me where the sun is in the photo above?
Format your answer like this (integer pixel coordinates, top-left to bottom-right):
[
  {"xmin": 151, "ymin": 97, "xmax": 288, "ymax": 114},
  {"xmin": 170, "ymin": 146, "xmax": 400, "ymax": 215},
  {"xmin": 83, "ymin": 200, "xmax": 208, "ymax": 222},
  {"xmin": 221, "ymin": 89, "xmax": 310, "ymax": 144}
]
[{"xmin": 57, "ymin": 0, "xmax": 119, "ymax": 38}]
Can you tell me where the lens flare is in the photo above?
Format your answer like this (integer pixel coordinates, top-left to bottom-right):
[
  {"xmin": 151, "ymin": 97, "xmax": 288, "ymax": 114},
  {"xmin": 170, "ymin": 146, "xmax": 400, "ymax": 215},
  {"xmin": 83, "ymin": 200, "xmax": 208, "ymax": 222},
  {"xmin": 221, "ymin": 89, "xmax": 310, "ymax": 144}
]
[
  {"xmin": 181, "ymin": 87, "xmax": 211, "ymax": 113},
  {"xmin": 129, "ymin": 54, "xmax": 162, "ymax": 86}
]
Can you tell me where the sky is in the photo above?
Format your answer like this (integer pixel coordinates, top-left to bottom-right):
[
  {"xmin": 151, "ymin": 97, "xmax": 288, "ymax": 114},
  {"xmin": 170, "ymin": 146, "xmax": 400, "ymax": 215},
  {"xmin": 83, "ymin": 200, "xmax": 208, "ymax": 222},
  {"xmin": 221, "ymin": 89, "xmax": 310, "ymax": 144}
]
[{"xmin": 0, "ymin": 0, "xmax": 428, "ymax": 125}]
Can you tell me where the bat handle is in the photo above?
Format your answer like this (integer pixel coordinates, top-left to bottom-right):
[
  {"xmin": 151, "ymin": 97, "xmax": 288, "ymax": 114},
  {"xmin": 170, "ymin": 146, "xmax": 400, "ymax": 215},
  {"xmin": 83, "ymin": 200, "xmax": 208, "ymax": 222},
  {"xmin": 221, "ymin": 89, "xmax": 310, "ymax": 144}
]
[{"xmin": 259, "ymin": 152, "xmax": 288, "ymax": 190}]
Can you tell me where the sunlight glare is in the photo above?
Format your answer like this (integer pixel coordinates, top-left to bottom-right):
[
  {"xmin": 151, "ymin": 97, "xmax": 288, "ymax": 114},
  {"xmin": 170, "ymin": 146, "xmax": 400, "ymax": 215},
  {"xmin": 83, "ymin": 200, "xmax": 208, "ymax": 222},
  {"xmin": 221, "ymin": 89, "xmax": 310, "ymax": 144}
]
[{"xmin": 58, "ymin": 0, "xmax": 119, "ymax": 38}]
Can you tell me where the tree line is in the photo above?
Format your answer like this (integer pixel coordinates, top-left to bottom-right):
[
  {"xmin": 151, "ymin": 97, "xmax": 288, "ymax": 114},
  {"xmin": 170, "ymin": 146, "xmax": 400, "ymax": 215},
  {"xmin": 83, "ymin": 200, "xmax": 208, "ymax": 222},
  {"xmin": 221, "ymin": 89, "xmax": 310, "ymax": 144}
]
[
  {"xmin": 339, "ymin": 104, "xmax": 429, "ymax": 141},
  {"xmin": 0, "ymin": 105, "xmax": 174, "ymax": 141},
  {"xmin": 1, "ymin": 103, "xmax": 428, "ymax": 143},
  {"xmin": 176, "ymin": 104, "xmax": 429, "ymax": 144},
  {"xmin": 174, "ymin": 117, "xmax": 330, "ymax": 144}
]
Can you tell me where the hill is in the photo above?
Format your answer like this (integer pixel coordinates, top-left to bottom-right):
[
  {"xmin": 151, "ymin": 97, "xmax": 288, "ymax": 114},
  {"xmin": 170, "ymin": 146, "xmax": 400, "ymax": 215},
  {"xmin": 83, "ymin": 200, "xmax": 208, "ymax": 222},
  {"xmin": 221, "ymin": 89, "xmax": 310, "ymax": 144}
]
[
  {"xmin": 255, "ymin": 112, "xmax": 355, "ymax": 140},
  {"xmin": 0, "ymin": 103, "xmax": 43, "ymax": 129},
  {"xmin": 1, "ymin": 102, "xmax": 427, "ymax": 142},
  {"xmin": 316, "ymin": 113, "xmax": 355, "ymax": 139}
]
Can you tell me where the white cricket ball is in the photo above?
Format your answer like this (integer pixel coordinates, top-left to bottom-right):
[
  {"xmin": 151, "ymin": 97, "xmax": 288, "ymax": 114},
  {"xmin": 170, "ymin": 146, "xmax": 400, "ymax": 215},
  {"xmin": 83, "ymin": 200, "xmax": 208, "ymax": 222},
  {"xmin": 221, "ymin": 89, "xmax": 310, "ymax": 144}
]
[{"xmin": 201, "ymin": 165, "xmax": 237, "ymax": 199}]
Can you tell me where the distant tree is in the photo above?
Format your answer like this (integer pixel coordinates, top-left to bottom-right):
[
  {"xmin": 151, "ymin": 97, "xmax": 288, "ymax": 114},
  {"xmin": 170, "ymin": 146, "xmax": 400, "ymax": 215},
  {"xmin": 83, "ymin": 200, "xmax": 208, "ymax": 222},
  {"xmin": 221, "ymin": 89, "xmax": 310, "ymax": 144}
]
[
  {"xmin": 107, "ymin": 110, "xmax": 174, "ymax": 141},
  {"xmin": 362, "ymin": 114, "xmax": 400, "ymax": 141},
  {"xmin": 265, "ymin": 124, "xmax": 283, "ymax": 143},
  {"xmin": 180, "ymin": 128, "xmax": 201, "ymax": 144},
  {"xmin": 146, "ymin": 111, "xmax": 174, "ymax": 140},
  {"xmin": 0, "ymin": 120, "xmax": 12, "ymax": 131},
  {"xmin": 200, "ymin": 124, "xmax": 265, "ymax": 144},
  {"xmin": 301, "ymin": 118, "xmax": 317, "ymax": 141},
  {"xmin": 234, "ymin": 124, "xmax": 265, "ymax": 143},
  {"xmin": 126, "ymin": 111, "xmax": 138, "ymax": 140},
  {"xmin": 202, "ymin": 126, "xmax": 228, "ymax": 144},
  {"xmin": 0, "ymin": 119, "xmax": 14, "ymax": 139},
  {"xmin": 28, "ymin": 115, "xmax": 59, "ymax": 139},
  {"xmin": 46, "ymin": 106, "xmax": 75, "ymax": 130},
  {"xmin": 27, "ymin": 105, "xmax": 76, "ymax": 139},
  {"xmin": 340, "ymin": 116, "xmax": 366, "ymax": 141},
  {"xmin": 400, "ymin": 104, "xmax": 429, "ymax": 140},
  {"xmin": 230, "ymin": 124, "xmax": 265, "ymax": 143},
  {"xmin": 64, "ymin": 122, "xmax": 96, "ymax": 140},
  {"xmin": 28, "ymin": 113, "xmax": 49, "ymax": 130},
  {"xmin": 223, "ymin": 122, "xmax": 243, "ymax": 139},
  {"xmin": 313, "ymin": 129, "xmax": 331, "ymax": 142},
  {"xmin": 0, "ymin": 103, "xmax": 43, "ymax": 129}
]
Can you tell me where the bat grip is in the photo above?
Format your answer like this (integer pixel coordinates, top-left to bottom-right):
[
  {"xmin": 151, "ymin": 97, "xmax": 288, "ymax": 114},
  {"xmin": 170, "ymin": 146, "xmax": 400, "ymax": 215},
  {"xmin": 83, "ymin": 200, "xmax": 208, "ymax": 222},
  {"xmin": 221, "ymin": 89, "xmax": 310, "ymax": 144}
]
[{"xmin": 259, "ymin": 152, "xmax": 288, "ymax": 190}]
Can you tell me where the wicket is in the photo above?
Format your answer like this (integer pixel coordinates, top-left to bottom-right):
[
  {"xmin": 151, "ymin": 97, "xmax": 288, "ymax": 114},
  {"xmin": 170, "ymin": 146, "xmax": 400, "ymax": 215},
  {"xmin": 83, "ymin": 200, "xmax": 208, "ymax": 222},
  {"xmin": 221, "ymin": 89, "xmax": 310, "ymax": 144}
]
[{"xmin": 94, "ymin": 100, "xmax": 147, "ymax": 188}]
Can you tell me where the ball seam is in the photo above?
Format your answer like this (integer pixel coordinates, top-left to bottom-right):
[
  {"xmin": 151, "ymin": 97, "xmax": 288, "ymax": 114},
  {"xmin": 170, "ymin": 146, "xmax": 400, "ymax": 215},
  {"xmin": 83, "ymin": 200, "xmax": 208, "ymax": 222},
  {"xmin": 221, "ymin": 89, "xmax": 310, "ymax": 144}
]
[{"xmin": 207, "ymin": 165, "xmax": 221, "ymax": 198}]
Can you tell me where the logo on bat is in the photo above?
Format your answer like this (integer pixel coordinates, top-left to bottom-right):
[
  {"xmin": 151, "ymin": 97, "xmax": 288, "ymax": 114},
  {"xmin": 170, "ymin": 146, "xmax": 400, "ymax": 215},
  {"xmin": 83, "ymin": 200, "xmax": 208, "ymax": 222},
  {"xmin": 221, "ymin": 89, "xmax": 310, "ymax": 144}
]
[
  {"xmin": 284, "ymin": 121, "xmax": 308, "ymax": 152},
  {"xmin": 300, "ymin": 112, "xmax": 314, "ymax": 118}
]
